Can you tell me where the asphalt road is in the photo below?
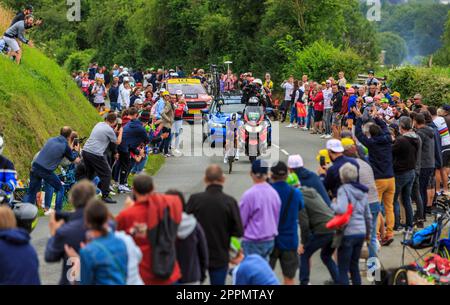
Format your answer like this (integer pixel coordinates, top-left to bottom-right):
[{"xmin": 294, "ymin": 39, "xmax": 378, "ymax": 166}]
[{"xmin": 32, "ymin": 121, "xmax": 420, "ymax": 285}]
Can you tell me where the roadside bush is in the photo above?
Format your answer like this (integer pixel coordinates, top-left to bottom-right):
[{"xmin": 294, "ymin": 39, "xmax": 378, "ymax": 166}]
[
  {"xmin": 387, "ymin": 66, "xmax": 450, "ymax": 106},
  {"xmin": 280, "ymin": 39, "xmax": 365, "ymax": 82},
  {"xmin": 64, "ymin": 49, "xmax": 96, "ymax": 73}
]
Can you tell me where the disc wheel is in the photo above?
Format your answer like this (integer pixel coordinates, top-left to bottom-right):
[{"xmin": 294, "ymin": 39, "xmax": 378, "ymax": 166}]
[{"xmin": 391, "ymin": 268, "xmax": 409, "ymax": 285}]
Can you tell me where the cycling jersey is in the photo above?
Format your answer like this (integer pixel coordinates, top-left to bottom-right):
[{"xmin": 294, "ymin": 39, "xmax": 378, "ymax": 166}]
[{"xmin": 0, "ymin": 155, "xmax": 17, "ymax": 201}]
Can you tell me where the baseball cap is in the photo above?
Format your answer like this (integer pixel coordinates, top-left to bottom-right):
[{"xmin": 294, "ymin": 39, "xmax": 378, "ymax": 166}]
[
  {"xmin": 326, "ymin": 79, "xmax": 332, "ymax": 84},
  {"xmin": 414, "ymin": 94, "xmax": 422, "ymax": 100},
  {"xmin": 365, "ymin": 96, "xmax": 374, "ymax": 104},
  {"xmin": 159, "ymin": 88, "xmax": 166, "ymax": 93},
  {"xmin": 321, "ymin": 81, "xmax": 326, "ymax": 85},
  {"xmin": 135, "ymin": 99, "xmax": 143, "ymax": 105},
  {"xmin": 443, "ymin": 105, "xmax": 450, "ymax": 112},
  {"xmin": 287, "ymin": 155, "xmax": 304, "ymax": 169},
  {"xmin": 161, "ymin": 91, "xmax": 170, "ymax": 96},
  {"xmin": 251, "ymin": 159, "xmax": 269, "ymax": 176},
  {"xmin": 271, "ymin": 161, "xmax": 288, "ymax": 177},
  {"xmin": 381, "ymin": 98, "xmax": 389, "ymax": 104},
  {"xmin": 368, "ymin": 70, "xmax": 374, "ymax": 74},
  {"xmin": 176, "ymin": 90, "xmax": 183, "ymax": 96},
  {"xmin": 341, "ymin": 138, "xmax": 355, "ymax": 149},
  {"xmin": 392, "ymin": 92, "xmax": 401, "ymax": 98},
  {"xmin": 326, "ymin": 139, "xmax": 344, "ymax": 153}
]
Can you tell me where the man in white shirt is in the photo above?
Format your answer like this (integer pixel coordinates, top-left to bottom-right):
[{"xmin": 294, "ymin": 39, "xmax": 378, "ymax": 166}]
[
  {"xmin": 322, "ymin": 80, "xmax": 333, "ymax": 139},
  {"xmin": 280, "ymin": 76, "xmax": 294, "ymax": 123}
]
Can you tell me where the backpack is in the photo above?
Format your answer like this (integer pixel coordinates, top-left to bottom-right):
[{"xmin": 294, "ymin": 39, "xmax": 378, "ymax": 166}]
[{"xmin": 146, "ymin": 194, "xmax": 183, "ymax": 280}]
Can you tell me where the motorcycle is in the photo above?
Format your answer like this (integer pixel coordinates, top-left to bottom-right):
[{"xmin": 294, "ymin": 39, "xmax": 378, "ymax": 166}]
[
  {"xmin": 239, "ymin": 99, "xmax": 271, "ymax": 163},
  {"xmin": 0, "ymin": 189, "xmax": 38, "ymax": 233}
]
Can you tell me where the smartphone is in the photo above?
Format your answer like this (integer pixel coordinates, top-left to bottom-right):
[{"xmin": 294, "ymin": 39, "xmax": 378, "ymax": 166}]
[
  {"xmin": 320, "ymin": 156, "xmax": 326, "ymax": 168},
  {"xmin": 73, "ymin": 138, "xmax": 79, "ymax": 147},
  {"xmin": 117, "ymin": 123, "xmax": 122, "ymax": 130}
]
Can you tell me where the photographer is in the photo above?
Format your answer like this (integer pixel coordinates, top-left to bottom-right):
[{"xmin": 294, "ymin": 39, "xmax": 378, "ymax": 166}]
[
  {"xmin": 24, "ymin": 127, "xmax": 80, "ymax": 207},
  {"xmin": 44, "ymin": 180, "xmax": 97, "ymax": 285},
  {"xmin": 82, "ymin": 112, "xmax": 123, "ymax": 204}
]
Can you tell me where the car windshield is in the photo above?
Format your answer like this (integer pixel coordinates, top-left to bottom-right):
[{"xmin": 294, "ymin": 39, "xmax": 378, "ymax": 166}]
[
  {"xmin": 167, "ymin": 83, "xmax": 207, "ymax": 95},
  {"xmin": 214, "ymin": 103, "xmax": 245, "ymax": 114}
]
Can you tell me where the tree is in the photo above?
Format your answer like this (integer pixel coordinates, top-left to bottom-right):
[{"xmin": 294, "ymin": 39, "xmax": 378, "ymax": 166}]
[{"xmin": 376, "ymin": 32, "xmax": 408, "ymax": 66}]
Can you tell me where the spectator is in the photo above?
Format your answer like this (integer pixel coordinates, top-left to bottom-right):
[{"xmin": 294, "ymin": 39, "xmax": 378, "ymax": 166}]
[
  {"xmin": 365, "ymin": 70, "xmax": 379, "ymax": 87},
  {"xmin": 117, "ymin": 107, "xmax": 150, "ymax": 193},
  {"xmin": 25, "ymin": 127, "xmax": 80, "ymax": 207},
  {"xmin": 9, "ymin": 4, "xmax": 34, "ymax": 26},
  {"xmin": 172, "ymin": 91, "xmax": 188, "ymax": 155},
  {"xmin": 319, "ymin": 139, "xmax": 358, "ymax": 199},
  {"xmin": 322, "ymin": 80, "xmax": 333, "ymax": 139},
  {"xmin": 414, "ymin": 113, "xmax": 436, "ymax": 220},
  {"xmin": 412, "ymin": 94, "xmax": 423, "ymax": 111},
  {"xmin": 159, "ymin": 91, "xmax": 175, "ymax": 157},
  {"xmin": 338, "ymin": 71, "xmax": 347, "ymax": 90},
  {"xmin": 3, "ymin": 14, "xmax": 35, "ymax": 64},
  {"xmin": 65, "ymin": 199, "xmax": 128, "ymax": 285},
  {"xmin": 288, "ymin": 154, "xmax": 331, "ymax": 206},
  {"xmin": 269, "ymin": 161, "xmax": 304, "ymax": 285},
  {"xmin": 118, "ymin": 78, "xmax": 132, "ymax": 109},
  {"xmin": 431, "ymin": 107, "xmax": 450, "ymax": 196},
  {"xmin": 333, "ymin": 163, "xmax": 372, "ymax": 285},
  {"xmin": 231, "ymin": 251, "xmax": 279, "ymax": 285},
  {"xmin": 392, "ymin": 117, "xmax": 421, "ymax": 231},
  {"xmin": 186, "ymin": 165, "xmax": 243, "ymax": 285},
  {"xmin": 355, "ymin": 114, "xmax": 395, "ymax": 246},
  {"xmin": 109, "ymin": 77, "xmax": 121, "ymax": 112},
  {"xmin": 312, "ymin": 84, "xmax": 324, "ymax": 134},
  {"xmin": 116, "ymin": 174, "xmax": 183, "ymax": 285},
  {"xmin": 45, "ymin": 180, "xmax": 96, "ymax": 285},
  {"xmin": 113, "ymin": 229, "xmax": 144, "ymax": 285},
  {"xmin": 239, "ymin": 160, "xmax": 281, "ymax": 260},
  {"xmin": 280, "ymin": 76, "xmax": 295, "ymax": 123},
  {"xmin": 341, "ymin": 138, "xmax": 380, "ymax": 262},
  {"xmin": 298, "ymin": 186, "xmax": 338, "ymax": 285},
  {"xmin": 331, "ymin": 83, "xmax": 344, "ymax": 139},
  {"xmin": 0, "ymin": 206, "xmax": 40, "ymax": 285},
  {"xmin": 167, "ymin": 189, "xmax": 208, "ymax": 285},
  {"xmin": 82, "ymin": 112, "xmax": 123, "ymax": 204},
  {"xmin": 91, "ymin": 78, "xmax": 106, "ymax": 112}
]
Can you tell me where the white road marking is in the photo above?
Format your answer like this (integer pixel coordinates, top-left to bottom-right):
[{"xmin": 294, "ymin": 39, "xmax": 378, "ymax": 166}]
[{"xmin": 281, "ymin": 149, "xmax": 289, "ymax": 156}]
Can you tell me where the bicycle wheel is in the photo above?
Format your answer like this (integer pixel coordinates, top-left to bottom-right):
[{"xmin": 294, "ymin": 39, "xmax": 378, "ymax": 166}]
[{"xmin": 391, "ymin": 268, "xmax": 409, "ymax": 285}]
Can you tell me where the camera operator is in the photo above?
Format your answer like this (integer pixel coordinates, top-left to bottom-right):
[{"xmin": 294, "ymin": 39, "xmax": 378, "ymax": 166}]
[
  {"xmin": 82, "ymin": 112, "xmax": 123, "ymax": 204},
  {"xmin": 24, "ymin": 126, "xmax": 81, "ymax": 207},
  {"xmin": 44, "ymin": 180, "xmax": 97, "ymax": 285}
]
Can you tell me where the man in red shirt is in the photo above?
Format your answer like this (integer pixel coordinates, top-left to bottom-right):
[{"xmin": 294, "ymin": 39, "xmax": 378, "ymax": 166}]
[{"xmin": 116, "ymin": 174, "xmax": 182, "ymax": 285}]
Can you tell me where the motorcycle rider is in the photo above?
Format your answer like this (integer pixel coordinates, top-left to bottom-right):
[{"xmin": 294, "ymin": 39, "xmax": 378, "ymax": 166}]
[
  {"xmin": 224, "ymin": 113, "xmax": 242, "ymax": 164},
  {"xmin": 0, "ymin": 135, "xmax": 18, "ymax": 204}
]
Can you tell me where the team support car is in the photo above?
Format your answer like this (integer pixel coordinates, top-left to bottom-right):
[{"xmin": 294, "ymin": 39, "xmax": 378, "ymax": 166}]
[
  {"xmin": 201, "ymin": 93, "xmax": 245, "ymax": 148},
  {"xmin": 166, "ymin": 78, "xmax": 212, "ymax": 121}
]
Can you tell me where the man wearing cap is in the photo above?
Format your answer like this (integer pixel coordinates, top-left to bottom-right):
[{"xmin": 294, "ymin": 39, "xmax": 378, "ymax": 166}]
[
  {"xmin": 366, "ymin": 70, "xmax": 379, "ymax": 87},
  {"xmin": 381, "ymin": 85, "xmax": 393, "ymax": 105},
  {"xmin": 318, "ymin": 139, "xmax": 358, "ymax": 199},
  {"xmin": 117, "ymin": 107, "xmax": 151, "ymax": 193},
  {"xmin": 240, "ymin": 160, "xmax": 281, "ymax": 261},
  {"xmin": 269, "ymin": 162, "xmax": 304, "ymax": 285},
  {"xmin": 288, "ymin": 155, "xmax": 331, "ymax": 206},
  {"xmin": 10, "ymin": 4, "xmax": 36, "ymax": 26},
  {"xmin": 341, "ymin": 138, "xmax": 381, "ymax": 262},
  {"xmin": 354, "ymin": 111, "xmax": 395, "ymax": 246},
  {"xmin": 377, "ymin": 98, "xmax": 394, "ymax": 123},
  {"xmin": 391, "ymin": 91, "xmax": 401, "ymax": 104}
]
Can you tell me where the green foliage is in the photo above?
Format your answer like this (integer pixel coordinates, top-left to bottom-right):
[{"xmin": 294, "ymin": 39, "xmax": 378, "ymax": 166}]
[
  {"xmin": 434, "ymin": 11, "xmax": 450, "ymax": 67},
  {"xmin": 376, "ymin": 32, "xmax": 408, "ymax": 66},
  {"xmin": 0, "ymin": 0, "xmax": 379, "ymax": 86},
  {"xmin": 279, "ymin": 40, "xmax": 364, "ymax": 82},
  {"xmin": 376, "ymin": 2, "xmax": 449, "ymax": 59},
  {"xmin": 387, "ymin": 66, "xmax": 450, "ymax": 107},
  {"xmin": 0, "ymin": 47, "xmax": 100, "ymax": 178},
  {"xmin": 64, "ymin": 49, "xmax": 96, "ymax": 73}
]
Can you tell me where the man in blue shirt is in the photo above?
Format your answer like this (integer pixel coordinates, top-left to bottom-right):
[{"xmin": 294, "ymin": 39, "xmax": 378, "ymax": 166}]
[
  {"xmin": 319, "ymin": 139, "xmax": 359, "ymax": 199},
  {"xmin": 269, "ymin": 161, "xmax": 304, "ymax": 285},
  {"xmin": 25, "ymin": 127, "xmax": 80, "ymax": 207}
]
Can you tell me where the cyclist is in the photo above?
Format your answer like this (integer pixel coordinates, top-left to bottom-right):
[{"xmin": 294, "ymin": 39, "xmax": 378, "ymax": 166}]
[
  {"xmin": 0, "ymin": 135, "xmax": 18, "ymax": 204},
  {"xmin": 224, "ymin": 113, "xmax": 242, "ymax": 164}
]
